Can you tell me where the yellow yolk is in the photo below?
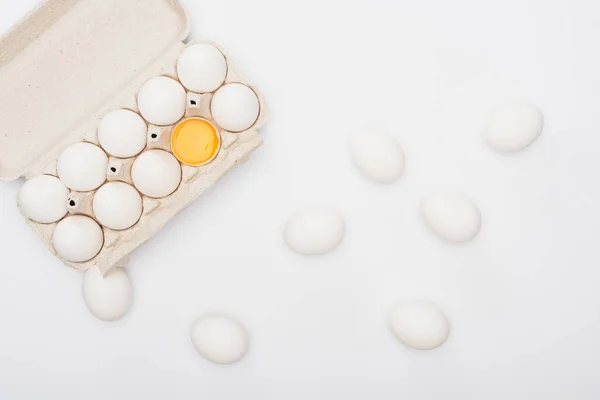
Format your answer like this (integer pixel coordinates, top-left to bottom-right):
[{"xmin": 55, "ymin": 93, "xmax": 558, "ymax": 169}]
[{"xmin": 171, "ymin": 118, "xmax": 220, "ymax": 166}]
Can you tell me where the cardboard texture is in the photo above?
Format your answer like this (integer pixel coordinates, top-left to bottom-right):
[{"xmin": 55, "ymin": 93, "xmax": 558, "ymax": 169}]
[{"xmin": 0, "ymin": 0, "xmax": 267, "ymax": 275}]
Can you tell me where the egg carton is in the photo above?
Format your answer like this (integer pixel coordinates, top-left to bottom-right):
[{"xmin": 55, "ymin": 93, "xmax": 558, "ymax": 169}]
[{"xmin": 0, "ymin": 0, "xmax": 266, "ymax": 276}]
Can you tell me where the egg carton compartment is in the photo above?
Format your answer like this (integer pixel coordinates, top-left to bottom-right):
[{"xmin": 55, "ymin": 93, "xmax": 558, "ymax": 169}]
[{"xmin": 18, "ymin": 40, "xmax": 267, "ymax": 276}]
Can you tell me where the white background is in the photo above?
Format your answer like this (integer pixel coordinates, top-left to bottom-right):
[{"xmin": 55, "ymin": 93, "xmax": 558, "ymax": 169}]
[{"xmin": 1, "ymin": 0, "xmax": 599, "ymax": 399}]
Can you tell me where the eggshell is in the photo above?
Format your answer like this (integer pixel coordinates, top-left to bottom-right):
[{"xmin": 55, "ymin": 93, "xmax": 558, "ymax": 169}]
[
  {"xmin": 18, "ymin": 175, "xmax": 69, "ymax": 223},
  {"xmin": 177, "ymin": 43, "xmax": 227, "ymax": 93},
  {"xmin": 98, "ymin": 109, "xmax": 147, "ymax": 158},
  {"xmin": 389, "ymin": 300, "xmax": 450, "ymax": 350},
  {"xmin": 53, "ymin": 215, "xmax": 104, "ymax": 262},
  {"xmin": 349, "ymin": 133, "xmax": 405, "ymax": 184},
  {"xmin": 93, "ymin": 182, "xmax": 142, "ymax": 230},
  {"xmin": 137, "ymin": 76, "xmax": 186, "ymax": 126},
  {"xmin": 131, "ymin": 150, "xmax": 181, "ymax": 198},
  {"xmin": 82, "ymin": 267, "xmax": 132, "ymax": 321},
  {"xmin": 421, "ymin": 191, "xmax": 481, "ymax": 243},
  {"xmin": 190, "ymin": 315, "xmax": 248, "ymax": 365},
  {"xmin": 57, "ymin": 142, "xmax": 108, "ymax": 191},
  {"xmin": 284, "ymin": 208, "xmax": 345, "ymax": 255},
  {"xmin": 210, "ymin": 83, "xmax": 260, "ymax": 132},
  {"xmin": 484, "ymin": 103, "xmax": 544, "ymax": 152}
]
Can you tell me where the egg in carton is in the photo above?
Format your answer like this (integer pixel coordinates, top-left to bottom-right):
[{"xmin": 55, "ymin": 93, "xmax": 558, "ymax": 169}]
[{"xmin": 0, "ymin": 0, "xmax": 266, "ymax": 276}]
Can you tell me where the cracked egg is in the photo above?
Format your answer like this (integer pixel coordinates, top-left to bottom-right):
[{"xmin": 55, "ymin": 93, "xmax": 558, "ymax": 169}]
[{"xmin": 171, "ymin": 118, "xmax": 221, "ymax": 166}]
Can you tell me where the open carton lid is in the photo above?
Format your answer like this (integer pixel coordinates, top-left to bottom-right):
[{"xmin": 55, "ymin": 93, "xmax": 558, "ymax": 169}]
[{"xmin": 0, "ymin": 0, "xmax": 190, "ymax": 181}]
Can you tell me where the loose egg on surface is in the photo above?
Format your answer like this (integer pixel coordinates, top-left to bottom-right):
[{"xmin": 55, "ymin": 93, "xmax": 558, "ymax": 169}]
[
  {"xmin": 131, "ymin": 150, "xmax": 181, "ymax": 198},
  {"xmin": 389, "ymin": 300, "xmax": 450, "ymax": 350},
  {"xmin": 137, "ymin": 76, "xmax": 186, "ymax": 126},
  {"xmin": 57, "ymin": 142, "xmax": 108, "ymax": 191},
  {"xmin": 98, "ymin": 109, "xmax": 147, "ymax": 158},
  {"xmin": 53, "ymin": 215, "xmax": 104, "ymax": 263},
  {"xmin": 93, "ymin": 182, "xmax": 142, "ymax": 230},
  {"xmin": 190, "ymin": 315, "xmax": 248, "ymax": 365},
  {"xmin": 18, "ymin": 175, "xmax": 69, "ymax": 223},
  {"xmin": 421, "ymin": 191, "xmax": 481, "ymax": 243},
  {"xmin": 82, "ymin": 267, "xmax": 132, "ymax": 322},
  {"xmin": 484, "ymin": 103, "xmax": 544, "ymax": 152},
  {"xmin": 177, "ymin": 43, "xmax": 227, "ymax": 93},
  {"xmin": 210, "ymin": 83, "xmax": 260, "ymax": 132},
  {"xmin": 349, "ymin": 133, "xmax": 405, "ymax": 184},
  {"xmin": 284, "ymin": 208, "xmax": 345, "ymax": 255}
]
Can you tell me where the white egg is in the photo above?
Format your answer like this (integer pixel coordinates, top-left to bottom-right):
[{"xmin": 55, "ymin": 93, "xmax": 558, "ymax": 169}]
[
  {"xmin": 18, "ymin": 175, "xmax": 69, "ymax": 223},
  {"xmin": 190, "ymin": 315, "xmax": 248, "ymax": 365},
  {"xmin": 137, "ymin": 76, "xmax": 186, "ymax": 126},
  {"xmin": 349, "ymin": 133, "xmax": 405, "ymax": 184},
  {"xmin": 177, "ymin": 43, "xmax": 227, "ymax": 93},
  {"xmin": 82, "ymin": 267, "xmax": 132, "ymax": 322},
  {"xmin": 389, "ymin": 300, "xmax": 450, "ymax": 350},
  {"xmin": 98, "ymin": 109, "xmax": 147, "ymax": 158},
  {"xmin": 484, "ymin": 103, "xmax": 544, "ymax": 152},
  {"xmin": 53, "ymin": 215, "xmax": 104, "ymax": 262},
  {"xmin": 210, "ymin": 83, "xmax": 260, "ymax": 132},
  {"xmin": 421, "ymin": 191, "xmax": 481, "ymax": 243},
  {"xmin": 93, "ymin": 182, "xmax": 142, "ymax": 230},
  {"xmin": 131, "ymin": 150, "xmax": 181, "ymax": 198},
  {"xmin": 284, "ymin": 208, "xmax": 345, "ymax": 255},
  {"xmin": 57, "ymin": 142, "xmax": 108, "ymax": 191}
]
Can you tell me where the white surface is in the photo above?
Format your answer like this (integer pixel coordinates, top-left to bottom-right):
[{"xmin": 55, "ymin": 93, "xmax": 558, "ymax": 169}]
[
  {"xmin": 57, "ymin": 142, "xmax": 108, "ymax": 191},
  {"xmin": 177, "ymin": 43, "xmax": 227, "ymax": 93},
  {"xmin": 52, "ymin": 216, "xmax": 104, "ymax": 263},
  {"xmin": 211, "ymin": 83, "xmax": 260, "ymax": 132},
  {"xmin": 190, "ymin": 314, "xmax": 249, "ymax": 365},
  {"xmin": 131, "ymin": 150, "xmax": 182, "ymax": 198},
  {"xmin": 137, "ymin": 76, "xmax": 186, "ymax": 126},
  {"xmin": 421, "ymin": 190, "xmax": 482, "ymax": 242},
  {"xmin": 389, "ymin": 300, "xmax": 451, "ymax": 350},
  {"xmin": 1, "ymin": 0, "xmax": 600, "ymax": 399},
  {"xmin": 484, "ymin": 102, "xmax": 545, "ymax": 151},
  {"xmin": 284, "ymin": 208, "xmax": 345, "ymax": 255},
  {"xmin": 93, "ymin": 182, "xmax": 143, "ymax": 231},
  {"xmin": 17, "ymin": 175, "xmax": 69, "ymax": 223},
  {"xmin": 98, "ymin": 109, "xmax": 148, "ymax": 158},
  {"xmin": 349, "ymin": 132, "xmax": 405, "ymax": 184},
  {"xmin": 82, "ymin": 267, "xmax": 133, "ymax": 322}
]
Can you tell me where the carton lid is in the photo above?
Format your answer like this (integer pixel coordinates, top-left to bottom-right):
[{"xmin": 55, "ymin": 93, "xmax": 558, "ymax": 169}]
[{"xmin": 0, "ymin": 0, "xmax": 190, "ymax": 181}]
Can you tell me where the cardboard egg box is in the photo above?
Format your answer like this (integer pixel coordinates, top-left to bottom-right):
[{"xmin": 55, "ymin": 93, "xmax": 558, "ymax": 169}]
[{"xmin": 0, "ymin": 0, "xmax": 267, "ymax": 276}]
